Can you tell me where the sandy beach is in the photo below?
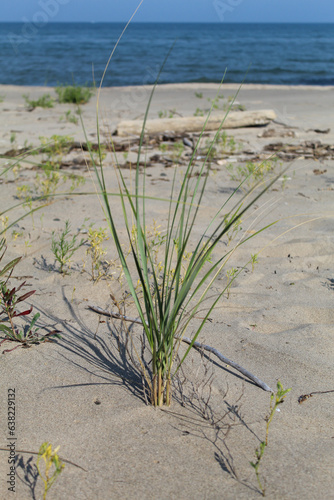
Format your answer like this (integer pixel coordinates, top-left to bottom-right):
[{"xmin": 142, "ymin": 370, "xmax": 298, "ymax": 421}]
[{"xmin": 0, "ymin": 83, "xmax": 333, "ymax": 499}]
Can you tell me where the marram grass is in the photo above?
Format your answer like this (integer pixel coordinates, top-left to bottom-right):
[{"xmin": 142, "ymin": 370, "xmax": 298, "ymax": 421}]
[{"xmin": 83, "ymin": 48, "xmax": 285, "ymax": 406}]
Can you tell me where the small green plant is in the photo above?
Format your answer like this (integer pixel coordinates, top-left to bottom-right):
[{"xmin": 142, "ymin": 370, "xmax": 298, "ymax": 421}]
[
  {"xmin": 36, "ymin": 442, "xmax": 65, "ymax": 500},
  {"xmin": 86, "ymin": 226, "xmax": 109, "ymax": 281},
  {"xmin": 29, "ymin": 135, "xmax": 79, "ymax": 200},
  {"xmin": 171, "ymin": 141, "xmax": 184, "ymax": 164},
  {"xmin": 35, "ymin": 163, "xmax": 61, "ymax": 199},
  {"xmin": 226, "ymin": 158, "xmax": 279, "ymax": 191},
  {"xmin": 251, "ymin": 253, "xmax": 259, "ymax": 272},
  {"xmin": 194, "ymin": 107, "xmax": 204, "ymax": 117},
  {"xmin": 16, "ymin": 185, "xmax": 32, "ymax": 202},
  {"xmin": 226, "ymin": 267, "xmax": 238, "ymax": 298},
  {"xmin": 51, "ymin": 220, "xmax": 84, "ymax": 274},
  {"xmin": 60, "ymin": 110, "xmax": 79, "ymax": 125},
  {"xmin": 23, "ymin": 199, "xmax": 35, "ymax": 228},
  {"xmin": 0, "ymin": 238, "xmax": 61, "ymax": 353},
  {"xmin": 67, "ymin": 172, "xmax": 86, "ymax": 192},
  {"xmin": 11, "ymin": 230, "xmax": 24, "ymax": 241},
  {"xmin": 56, "ymin": 84, "xmax": 93, "ymax": 104},
  {"xmin": 0, "ymin": 216, "xmax": 9, "ymax": 236},
  {"xmin": 194, "ymin": 93, "xmax": 244, "ymax": 118},
  {"xmin": 24, "ymin": 239, "xmax": 32, "ymax": 256},
  {"xmin": 39, "ymin": 134, "xmax": 74, "ymax": 158},
  {"xmin": 224, "ymin": 205, "xmax": 243, "ymax": 245},
  {"xmin": 122, "ymin": 151, "xmax": 129, "ymax": 162},
  {"xmin": 157, "ymin": 108, "xmax": 177, "ymax": 119},
  {"xmin": 0, "ymin": 95, "xmax": 5, "ymax": 103},
  {"xmin": 207, "ymin": 95, "xmax": 220, "ymax": 110},
  {"xmin": 281, "ymin": 174, "xmax": 289, "ymax": 191},
  {"xmin": 86, "ymin": 141, "xmax": 106, "ymax": 165},
  {"xmin": 250, "ymin": 381, "xmax": 291, "ymax": 496},
  {"xmin": 23, "ymin": 93, "xmax": 54, "ymax": 110},
  {"xmin": 203, "ymin": 131, "xmax": 240, "ymax": 158}
]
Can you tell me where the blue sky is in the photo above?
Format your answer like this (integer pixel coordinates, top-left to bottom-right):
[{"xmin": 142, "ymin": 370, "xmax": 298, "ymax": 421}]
[{"xmin": 1, "ymin": 0, "xmax": 334, "ymax": 23}]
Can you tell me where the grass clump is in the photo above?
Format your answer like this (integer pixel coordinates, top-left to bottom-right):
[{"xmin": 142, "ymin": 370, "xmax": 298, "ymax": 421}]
[
  {"xmin": 88, "ymin": 62, "xmax": 284, "ymax": 406},
  {"xmin": 56, "ymin": 85, "xmax": 93, "ymax": 104},
  {"xmin": 23, "ymin": 93, "xmax": 54, "ymax": 110}
]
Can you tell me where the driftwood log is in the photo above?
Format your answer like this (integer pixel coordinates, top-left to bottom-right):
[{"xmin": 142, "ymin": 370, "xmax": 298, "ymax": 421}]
[
  {"xmin": 88, "ymin": 304, "xmax": 273, "ymax": 393},
  {"xmin": 116, "ymin": 109, "xmax": 277, "ymax": 137}
]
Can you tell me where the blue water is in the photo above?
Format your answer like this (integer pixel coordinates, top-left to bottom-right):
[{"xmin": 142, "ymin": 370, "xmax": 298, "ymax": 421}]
[{"xmin": 0, "ymin": 23, "xmax": 333, "ymax": 86}]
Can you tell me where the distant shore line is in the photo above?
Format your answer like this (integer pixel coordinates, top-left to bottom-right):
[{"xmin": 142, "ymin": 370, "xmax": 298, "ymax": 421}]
[{"xmin": 1, "ymin": 82, "xmax": 334, "ymax": 91}]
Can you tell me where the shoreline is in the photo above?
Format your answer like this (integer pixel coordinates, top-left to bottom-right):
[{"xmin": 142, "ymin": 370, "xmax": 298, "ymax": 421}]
[{"xmin": 1, "ymin": 82, "xmax": 334, "ymax": 90}]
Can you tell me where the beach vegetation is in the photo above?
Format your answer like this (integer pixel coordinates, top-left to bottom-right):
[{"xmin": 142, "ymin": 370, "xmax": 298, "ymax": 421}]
[
  {"xmin": 281, "ymin": 174, "xmax": 290, "ymax": 190},
  {"xmin": 250, "ymin": 253, "xmax": 259, "ymax": 272},
  {"xmin": 0, "ymin": 238, "xmax": 61, "ymax": 353},
  {"xmin": 250, "ymin": 381, "xmax": 291, "ymax": 496},
  {"xmin": 207, "ymin": 93, "xmax": 225, "ymax": 110},
  {"xmin": 24, "ymin": 238, "xmax": 32, "ymax": 256},
  {"xmin": 157, "ymin": 141, "xmax": 184, "ymax": 165},
  {"xmin": 217, "ymin": 131, "xmax": 238, "ymax": 152},
  {"xmin": 226, "ymin": 157, "xmax": 280, "ymax": 191},
  {"xmin": 38, "ymin": 134, "xmax": 74, "ymax": 158},
  {"xmin": 29, "ymin": 135, "xmax": 86, "ymax": 199},
  {"xmin": 201, "ymin": 132, "xmax": 241, "ymax": 161},
  {"xmin": 0, "ymin": 216, "xmax": 9, "ymax": 235},
  {"xmin": 0, "ymin": 95, "xmax": 5, "ymax": 103},
  {"xmin": 225, "ymin": 267, "xmax": 238, "ymax": 298},
  {"xmin": 85, "ymin": 226, "xmax": 109, "ymax": 282},
  {"xmin": 35, "ymin": 163, "xmax": 61, "ymax": 199},
  {"xmin": 86, "ymin": 55, "xmax": 284, "ymax": 406},
  {"xmin": 194, "ymin": 94, "xmax": 246, "ymax": 117},
  {"xmin": 195, "ymin": 92, "xmax": 203, "ymax": 98},
  {"xmin": 171, "ymin": 141, "xmax": 184, "ymax": 163},
  {"xmin": 194, "ymin": 107, "xmax": 204, "ymax": 116},
  {"xmin": 11, "ymin": 229, "xmax": 24, "ymax": 241},
  {"xmin": 223, "ymin": 205, "xmax": 243, "ymax": 245},
  {"xmin": 23, "ymin": 93, "xmax": 54, "ymax": 110},
  {"xmin": 51, "ymin": 220, "xmax": 85, "ymax": 274},
  {"xmin": 157, "ymin": 108, "xmax": 177, "ymax": 119},
  {"xmin": 36, "ymin": 442, "xmax": 65, "ymax": 500},
  {"xmin": 60, "ymin": 110, "xmax": 79, "ymax": 125},
  {"xmin": 55, "ymin": 84, "xmax": 93, "ymax": 104}
]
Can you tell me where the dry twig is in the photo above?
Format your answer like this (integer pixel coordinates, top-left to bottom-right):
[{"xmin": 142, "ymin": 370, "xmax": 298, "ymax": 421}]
[{"xmin": 88, "ymin": 304, "xmax": 273, "ymax": 393}]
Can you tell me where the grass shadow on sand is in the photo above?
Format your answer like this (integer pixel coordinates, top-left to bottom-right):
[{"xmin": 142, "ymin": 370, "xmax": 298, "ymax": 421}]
[
  {"xmin": 160, "ymin": 394, "xmax": 260, "ymax": 495},
  {"xmin": 33, "ymin": 286, "xmax": 147, "ymax": 404},
  {"xmin": 15, "ymin": 454, "xmax": 39, "ymax": 500}
]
